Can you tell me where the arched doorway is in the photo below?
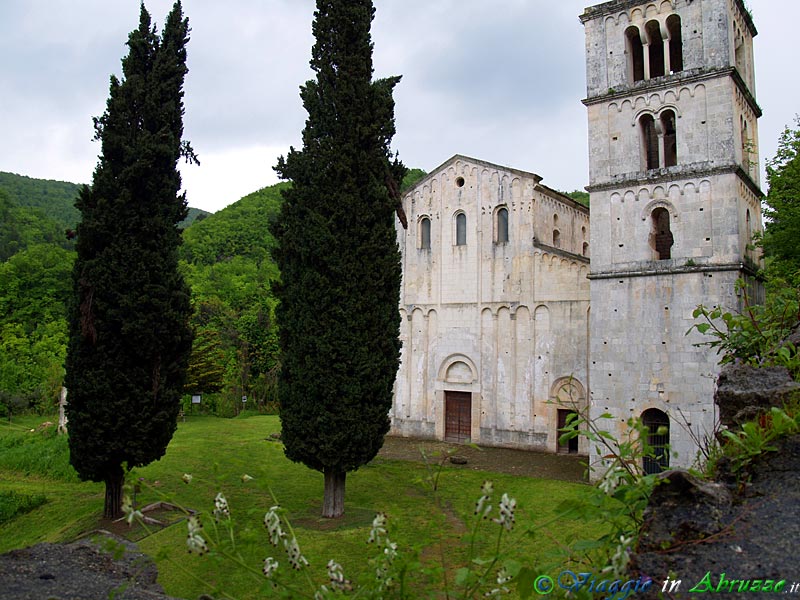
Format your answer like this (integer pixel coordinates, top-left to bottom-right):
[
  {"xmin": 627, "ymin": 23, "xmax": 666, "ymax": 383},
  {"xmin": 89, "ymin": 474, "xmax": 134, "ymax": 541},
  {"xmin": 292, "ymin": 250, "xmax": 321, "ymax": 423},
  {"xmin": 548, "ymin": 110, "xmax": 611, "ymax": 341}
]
[
  {"xmin": 439, "ymin": 357, "xmax": 477, "ymax": 443},
  {"xmin": 642, "ymin": 408, "xmax": 670, "ymax": 474},
  {"xmin": 552, "ymin": 378, "xmax": 586, "ymax": 454}
]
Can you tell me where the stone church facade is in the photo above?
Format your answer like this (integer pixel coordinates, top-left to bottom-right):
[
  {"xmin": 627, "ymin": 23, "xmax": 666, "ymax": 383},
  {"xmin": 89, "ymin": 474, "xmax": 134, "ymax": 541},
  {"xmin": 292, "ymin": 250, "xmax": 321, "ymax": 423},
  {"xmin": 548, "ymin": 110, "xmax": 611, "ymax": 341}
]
[
  {"xmin": 390, "ymin": 0, "xmax": 764, "ymax": 472},
  {"xmin": 391, "ymin": 156, "xmax": 591, "ymax": 454}
]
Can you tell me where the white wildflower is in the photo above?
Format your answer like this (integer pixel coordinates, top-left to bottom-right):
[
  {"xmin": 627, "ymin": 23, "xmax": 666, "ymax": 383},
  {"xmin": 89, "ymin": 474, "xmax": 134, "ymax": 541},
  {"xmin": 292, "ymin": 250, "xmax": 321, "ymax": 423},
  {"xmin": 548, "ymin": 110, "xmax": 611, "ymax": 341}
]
[
  {"xmin": 262, "ymin": 557, "xmax": 279, "ymax": 578},
  {"xmin": 264, "ymin": 506, "xmax": 286, "ymax": 547},
  {"xmin": 121, "ymin": 495, "xmax": 143, "ymax": 526},
  {"xmin": 326, "ymin": 559, "xmax": 352, "ymax": 592},
  {"xmin": 493, "ymin": 493, "xmax": 517, "ymax": 531},
  {"xmin": 181, "ymin": 473, "xmax": 193, "ymax": 484},
  {"xmin": 240, "ymin": 474, "xmax": 254, "ymax": 483},
  {"xmin": 367, "ymin": 512, "xmax": 388, "ymax": 544},
  {"xmin": 475, "ymin": 480, "xmax": 494, "ymax": 518},
  {"xmin": 601, "ymin": 535, "xmax": 634, "ymax": 576},
  {"xmin": 598, "ymin": 465, "xmax": 626, "ymax": 495},
  {"xmin": 485, "ymin": 567, "xmax": 512, "ymax": 597},
  {"xmin": 213, "ymin": 492, "xmax": 230, "ymax": 521},
  {"xmin": 284, "ymin": 536, "xmax": 309, "ymax": 570},
  {"xmin": 186, "ymin": 515, "xmax": 208, "ymax": 555}
]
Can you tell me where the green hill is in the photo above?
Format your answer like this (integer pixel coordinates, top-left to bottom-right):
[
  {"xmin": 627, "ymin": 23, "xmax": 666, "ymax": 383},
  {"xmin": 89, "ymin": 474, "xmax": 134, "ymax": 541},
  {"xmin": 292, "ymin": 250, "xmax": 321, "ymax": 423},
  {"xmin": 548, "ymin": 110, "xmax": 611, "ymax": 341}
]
[
  {"xmin": 0, "ymin": 171, "xmax": 211, "ymax": 232},
  {"xmin": 0, "ymin": 189, "xmax": 72, "ymax": 262},
  {"xmin": 0, "ymin": 172, "xmax": 82, "ymax": 230},
  {"xmin": 181, "ymin": 183, "xmax": 285, "ymax": 266}
]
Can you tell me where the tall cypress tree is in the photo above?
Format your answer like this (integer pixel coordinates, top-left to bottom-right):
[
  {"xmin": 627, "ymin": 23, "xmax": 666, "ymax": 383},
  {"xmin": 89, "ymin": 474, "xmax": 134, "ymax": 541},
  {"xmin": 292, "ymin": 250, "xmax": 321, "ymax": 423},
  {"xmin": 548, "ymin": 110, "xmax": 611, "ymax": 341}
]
[
  {"xmin": 273, "ymin": 0, "xmax": 405, "ymax": 518},
  {"xmin": 64, "ymin": 1, "xmax": 194, "ymax": 520}
]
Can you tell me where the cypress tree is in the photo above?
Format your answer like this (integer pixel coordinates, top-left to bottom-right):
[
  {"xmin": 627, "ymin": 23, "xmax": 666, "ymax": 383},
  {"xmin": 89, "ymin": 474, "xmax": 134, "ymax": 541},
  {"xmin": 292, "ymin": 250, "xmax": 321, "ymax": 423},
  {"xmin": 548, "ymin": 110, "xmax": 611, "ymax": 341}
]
[
  {"xmin": 273, "ymin": 0, "xmax": 406, "ymax": 518},
  {"xmin": 64, "ymin": 1, "xmax": 194, "ymax": 520}
]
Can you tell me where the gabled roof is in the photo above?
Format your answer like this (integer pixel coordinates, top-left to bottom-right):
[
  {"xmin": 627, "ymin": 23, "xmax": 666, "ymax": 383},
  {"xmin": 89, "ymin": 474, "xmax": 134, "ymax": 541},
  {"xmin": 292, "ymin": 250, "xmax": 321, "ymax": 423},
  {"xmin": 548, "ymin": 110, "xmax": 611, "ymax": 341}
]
[
  {"xmin": 402, "ymin": 153, "xmax": 588, "ymax": 214},
  {"xmin": 403, "ymin": 154, "xmax": 543, "ymax": 196}
]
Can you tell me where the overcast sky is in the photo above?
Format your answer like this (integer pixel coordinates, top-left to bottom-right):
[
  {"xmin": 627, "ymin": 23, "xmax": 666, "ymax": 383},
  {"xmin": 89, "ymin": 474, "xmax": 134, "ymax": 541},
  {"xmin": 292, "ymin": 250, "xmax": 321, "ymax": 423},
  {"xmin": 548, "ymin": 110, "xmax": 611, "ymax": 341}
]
[{"xmin": 2, "ymin": 1, "xmax": 798, "ymax": 213}]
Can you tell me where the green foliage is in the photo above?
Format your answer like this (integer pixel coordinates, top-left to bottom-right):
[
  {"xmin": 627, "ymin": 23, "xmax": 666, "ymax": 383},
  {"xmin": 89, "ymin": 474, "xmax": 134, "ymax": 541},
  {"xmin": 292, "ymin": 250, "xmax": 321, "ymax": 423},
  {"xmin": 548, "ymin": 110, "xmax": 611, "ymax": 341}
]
[
  {"xmin": 0, "ymin": 244, "xmax": 73, "ymax": 409},
  {"xmin": 0, "ymin": 171, "xmax": 82, "ymax": 231},
  {"xmin": 181, "ymin": 206, "xmax": 212, "ymax": 229},
  {"xmin": 688, "ymin": 280, "xmax": 800, "ymax": 378},
  {"xmin": 563, "ymin": 190, "xmax": 590, "ymax": 207},
  {"xmin": 64, "ymin": 1, "xmax": 194, "ymax": 518},
  {"xmin": 547, "ymin": 397, "xmax": 667, "ymax": 579},
  {"xmin": 0, "ymin": 244, "xmax": 74, "ymax": 330},
  {"xmin": 0, "ymin": 189, "xmax": 73, "ymax": 261},
  {"xmin": 181, "ymin": 184, "xmax": 284, "ymax": 266},
  {"xmin": 0, "ymin": 490, "xmax": 48, "ymax": 525},
  {"xmin": 762, "ymin": 116, "xmax": 800, "ymax": 284},
  {"xmin": 400, "ymin": 168, "xmax": 427, "ymax": 192},
  {"xmin": 181, "ymin": 185, "xmax": 283, "ymax": 408},
  {"xmin": 272, "ymin": 0, "xmax": 405, "ymax": 508},
  {"xmin": 716, "ymin": 406, "xmax": 800, "ymax": 474}
]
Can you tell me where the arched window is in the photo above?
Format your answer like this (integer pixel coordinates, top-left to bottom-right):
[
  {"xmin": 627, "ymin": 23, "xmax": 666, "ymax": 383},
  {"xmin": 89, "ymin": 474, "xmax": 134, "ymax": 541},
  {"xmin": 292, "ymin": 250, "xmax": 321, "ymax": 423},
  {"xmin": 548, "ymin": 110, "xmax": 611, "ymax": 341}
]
[
  {"xmin": 661, "ymin": 110, "xmax": 677, "ymax": 167},
  {"xmin": 641, "ymin": 114, "xmax": 659, "ymax": 170},
  {"xmin": 496, "ymin": 207, "xmax": 509, "ymax": 243},
  {"xmin": 640, "ymin": 110, "xmax": 677, "ymax": 171},
  {"xmin": 456, "ymin": 213, "xmax": 467, "ymax": 246},
  {"xmin": 746, "ymin": 208, "xmax": 753, "ymax": 256},
  {"xmin": 626, "ymin": 26, "xmax": 645, "ymax": 82},
  {"xmin": 642, "ymin": 408, "xmax": 670, "ymax": 474},
  {"xmin": 666, "ymin": 14, "xmax": 683, "ymax": 73},
  {"xmin": 419, "ymin": 217, "xmax": 431, "ymax": 250},
  {"xmin": 553, "ymin": 229, "xmax": 561, "ymax": 249},
  {"xmin": 645, "ymin": 20, "xmax": 665, "ymax": 78},
  {"xmin": 582, "ymin": 242, "xmax": 589, "ymax": 257},
  {"xmin": 734, "ymin": 25, "xmax": 746, "ymax": 81},
  {"xmin": 651, "ymin": 207, "xmax": 674, "ymax": 260}
]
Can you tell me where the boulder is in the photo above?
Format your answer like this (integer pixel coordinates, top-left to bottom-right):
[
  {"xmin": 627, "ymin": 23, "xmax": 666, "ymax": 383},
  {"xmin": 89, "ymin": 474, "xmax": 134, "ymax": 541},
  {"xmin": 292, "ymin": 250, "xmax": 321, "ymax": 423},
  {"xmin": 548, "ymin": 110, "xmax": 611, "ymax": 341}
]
[{"xmin": 714, "ymin": 363, "xmax": 800, "ymax": 427}]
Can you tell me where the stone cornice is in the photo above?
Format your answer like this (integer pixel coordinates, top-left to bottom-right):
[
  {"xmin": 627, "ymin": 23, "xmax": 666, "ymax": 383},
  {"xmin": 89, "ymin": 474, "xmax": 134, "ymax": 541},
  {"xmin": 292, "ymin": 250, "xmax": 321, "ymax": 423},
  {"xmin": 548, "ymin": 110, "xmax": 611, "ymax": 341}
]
[
  {"xmin": 589, "ymin": 261, "xmax": 759, "ymax": 280},
  {"xmin": 586, "ymin": 162, "xmax": 764, "ymax": 198},
  {"xmin": 583, "ymin": 67, "xmax": 762, "ymax": 118},
  {"xmin": 533, "ymin": 242, "xmax": 591, "ymax": 264}
]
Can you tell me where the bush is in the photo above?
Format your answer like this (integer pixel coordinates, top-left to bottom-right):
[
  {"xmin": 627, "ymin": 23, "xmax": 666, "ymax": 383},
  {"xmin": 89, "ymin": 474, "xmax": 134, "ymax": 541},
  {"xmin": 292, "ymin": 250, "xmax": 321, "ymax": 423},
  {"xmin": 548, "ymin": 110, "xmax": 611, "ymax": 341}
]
[
  {"xmin": 0, "ymin": 490, "xmax": 47, "ymax": 525},
  {"xmin": 689, "ymin": 280, "xmax": 800, "ymax": 378}
]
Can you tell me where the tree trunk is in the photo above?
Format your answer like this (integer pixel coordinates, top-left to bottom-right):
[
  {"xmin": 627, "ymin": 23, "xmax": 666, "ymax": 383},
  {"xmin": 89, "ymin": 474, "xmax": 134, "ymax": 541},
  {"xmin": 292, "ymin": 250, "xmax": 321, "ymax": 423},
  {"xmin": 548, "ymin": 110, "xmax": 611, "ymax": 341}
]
[
  {"xmin": 322, "ymin": 468, "xmax": 346, "ymax": 519},
  {"xmin": 104, "ymin": 466, "xmax": 125, "ymax": 520}
]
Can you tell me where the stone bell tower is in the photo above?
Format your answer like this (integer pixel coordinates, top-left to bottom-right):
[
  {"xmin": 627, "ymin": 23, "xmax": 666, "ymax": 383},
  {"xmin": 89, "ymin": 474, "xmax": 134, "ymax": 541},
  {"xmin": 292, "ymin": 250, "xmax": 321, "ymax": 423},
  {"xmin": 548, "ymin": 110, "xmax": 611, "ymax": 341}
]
[{"xmin": 580, "ymin": 0, "xmax": 764, "ymax": 474}]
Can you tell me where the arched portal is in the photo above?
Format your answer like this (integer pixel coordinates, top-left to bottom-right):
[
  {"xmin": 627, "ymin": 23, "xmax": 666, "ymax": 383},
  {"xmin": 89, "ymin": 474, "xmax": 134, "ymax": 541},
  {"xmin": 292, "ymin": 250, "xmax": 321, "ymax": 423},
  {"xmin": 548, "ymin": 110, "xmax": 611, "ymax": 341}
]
[{"xmin": 642, "ymin": 408, "xmax": 670, "ymax": 474}]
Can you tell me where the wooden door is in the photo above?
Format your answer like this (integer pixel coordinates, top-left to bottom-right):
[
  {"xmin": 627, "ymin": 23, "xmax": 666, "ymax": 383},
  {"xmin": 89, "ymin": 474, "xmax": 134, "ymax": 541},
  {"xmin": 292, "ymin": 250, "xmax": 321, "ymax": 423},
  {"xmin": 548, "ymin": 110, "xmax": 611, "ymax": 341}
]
[{"xmin": 445, "ymin": 391, "xmax": 471, "ymax": 443}]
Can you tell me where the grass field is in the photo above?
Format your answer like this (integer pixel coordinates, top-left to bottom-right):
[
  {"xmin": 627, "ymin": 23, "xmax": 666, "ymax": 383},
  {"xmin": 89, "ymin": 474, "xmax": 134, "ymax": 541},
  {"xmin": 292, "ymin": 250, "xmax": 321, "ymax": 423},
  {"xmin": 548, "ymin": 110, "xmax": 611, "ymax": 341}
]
[{"xmin": 0, "ymin": 413, "xmax": 601, "ymax": 599}]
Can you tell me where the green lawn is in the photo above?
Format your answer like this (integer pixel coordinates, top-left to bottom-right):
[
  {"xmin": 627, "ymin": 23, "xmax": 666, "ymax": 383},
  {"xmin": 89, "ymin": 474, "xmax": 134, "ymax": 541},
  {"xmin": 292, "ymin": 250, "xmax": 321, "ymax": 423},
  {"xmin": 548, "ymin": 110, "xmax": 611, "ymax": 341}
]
[{"xmin": 0, "ymin": 414, "xmax": 600, "ymax": 599}]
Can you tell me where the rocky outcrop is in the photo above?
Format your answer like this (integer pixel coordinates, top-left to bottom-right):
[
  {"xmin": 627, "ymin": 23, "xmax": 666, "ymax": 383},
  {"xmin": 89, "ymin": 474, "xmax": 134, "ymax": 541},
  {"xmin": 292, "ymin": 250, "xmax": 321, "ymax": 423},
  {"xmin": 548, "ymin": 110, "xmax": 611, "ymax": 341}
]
[
  {"xmin": 714, "ymin": 364, "xmax": 800, "ymax": 426},
  {"xmin": 630, "ymin": 362, "xmax": 800, "ymax": 595},
  {"xmin": 632, "ymin": 434, "xmax": 800, "ymax": 594},
  {"xmin": 0, "ymin": 535, "xmax": 180, "ymax": 600}
]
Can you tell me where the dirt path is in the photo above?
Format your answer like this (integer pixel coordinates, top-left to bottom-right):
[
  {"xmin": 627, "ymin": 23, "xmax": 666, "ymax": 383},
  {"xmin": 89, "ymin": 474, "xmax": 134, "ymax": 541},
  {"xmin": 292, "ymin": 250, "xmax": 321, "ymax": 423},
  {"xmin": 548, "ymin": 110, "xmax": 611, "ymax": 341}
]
[{"xmin": 376, "ymin": 435, "xmax": 587, "ymax": 483}]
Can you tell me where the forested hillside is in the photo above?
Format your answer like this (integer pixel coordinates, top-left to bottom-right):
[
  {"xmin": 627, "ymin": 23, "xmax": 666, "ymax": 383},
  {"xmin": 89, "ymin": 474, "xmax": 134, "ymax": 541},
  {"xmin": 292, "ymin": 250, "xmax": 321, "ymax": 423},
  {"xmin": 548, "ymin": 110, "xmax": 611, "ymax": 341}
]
[
  {"xmin": 0, "ymin": 171, "xmax": 211, "ymax": 234},
  {"xmin": 1, "ymin": 170, "xmax": 426, "ymax": 418},
  {"xmin": 0, "ymin": 189, "xmax": 73, "ymax": 261},
  {"xmin": 179, "ymin": 184, "xmax": 285, "ymax": 414},
  {"xmin": 0, "ymin": 173, "xmax": 282, "ymax": 417},
  {"xmin": 0, "ymin": 172, "xmax": 82, "ymax": 229}
]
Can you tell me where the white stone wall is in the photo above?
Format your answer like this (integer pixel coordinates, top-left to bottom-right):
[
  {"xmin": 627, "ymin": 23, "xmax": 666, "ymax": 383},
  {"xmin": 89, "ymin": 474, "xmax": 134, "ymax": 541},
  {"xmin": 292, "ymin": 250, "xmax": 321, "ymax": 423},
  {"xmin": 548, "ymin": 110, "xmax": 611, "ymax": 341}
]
[
  {"xmin": 583, "ymin": 0, "xmax": 764, "ymax": 477},
  {"xmin": 392, "ymin": 156, "xmax": 591, "ymax": 452},
  {"xmin": 589, "ymin": 268, "xmax": 740, "ymax": 470}
]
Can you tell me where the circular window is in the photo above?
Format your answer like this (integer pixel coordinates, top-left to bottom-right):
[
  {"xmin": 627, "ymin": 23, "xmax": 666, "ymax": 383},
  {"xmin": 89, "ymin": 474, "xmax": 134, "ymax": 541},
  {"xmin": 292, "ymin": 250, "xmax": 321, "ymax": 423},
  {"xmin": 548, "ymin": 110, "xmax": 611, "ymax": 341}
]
[{"xmin": 456, "ymin": 177, "xmax": 465, "ymax": 188}]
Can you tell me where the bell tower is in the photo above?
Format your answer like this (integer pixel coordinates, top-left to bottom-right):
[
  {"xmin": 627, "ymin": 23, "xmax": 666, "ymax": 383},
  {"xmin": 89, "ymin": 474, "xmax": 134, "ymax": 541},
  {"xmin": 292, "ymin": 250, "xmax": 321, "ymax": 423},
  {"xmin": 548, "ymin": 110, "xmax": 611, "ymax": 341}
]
[{"xmin": 580, "ymin": 0, "xmax": 763, "ymax": 473}]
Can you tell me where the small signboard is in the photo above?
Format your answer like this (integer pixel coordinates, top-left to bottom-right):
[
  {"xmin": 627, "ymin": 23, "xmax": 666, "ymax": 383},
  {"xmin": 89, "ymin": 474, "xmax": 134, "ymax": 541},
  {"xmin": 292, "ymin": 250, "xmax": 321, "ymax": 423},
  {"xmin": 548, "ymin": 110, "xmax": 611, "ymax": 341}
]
[
  {"xmin": 242, "ymin": 395, "xmax": 247, "ymax": 403},
  {"xmin": 191, "ymin": 395, "xmax": 201, "ymax": 404}
]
